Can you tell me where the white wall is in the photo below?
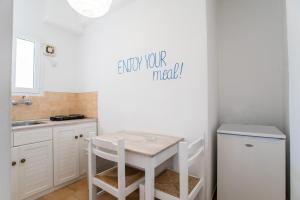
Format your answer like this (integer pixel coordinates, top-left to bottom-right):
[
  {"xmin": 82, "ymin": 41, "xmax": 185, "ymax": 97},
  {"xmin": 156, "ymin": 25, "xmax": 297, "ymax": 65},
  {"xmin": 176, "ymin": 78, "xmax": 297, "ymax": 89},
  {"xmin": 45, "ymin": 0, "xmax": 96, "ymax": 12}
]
[
  {"xmin": 78, "ymin": 0, "xmax": 207, "ymax": 137},
  {"xmin": 206, "ymin": 0, "xmax": 219, "ymax": 198},
  {"xmin": 13, "ymin": 0, "xmax": 81, "ymax": 92},
  {"xmin": 286, "ymin": 0, "xmax": 300, "ymax": 199},
  {"xmin": 0, "ymin": 0, "xmax": 13, "ymax": 199},
  {"xmin": 218, "ymin": 0, "xmax": 287, "ymax": 131},
  {"xmin": 78, "ymin": 0, "xmax": 211, "ymax": 198}
]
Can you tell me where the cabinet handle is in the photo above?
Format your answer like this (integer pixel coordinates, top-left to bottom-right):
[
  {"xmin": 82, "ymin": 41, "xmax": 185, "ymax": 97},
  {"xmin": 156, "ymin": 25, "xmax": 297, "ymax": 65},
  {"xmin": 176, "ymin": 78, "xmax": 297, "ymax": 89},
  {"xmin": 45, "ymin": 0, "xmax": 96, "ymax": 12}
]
[
  {"xmin": 75, "ymin": 136, "xmax": 79, "ymax": 139},
  {"xmin": 12, "ymin": 161, "xmax": 17, "ymax": 166},
  {"xmin": 20, "ymin": 158, "xmax": 26, "ymax": 164},
  {"xmin": 245, "ymin": 144, "xmax": 254, "ymax": 147},
  {"xmin": 80, "ymin": 134, "xmax": 83, "ymax": 138}
]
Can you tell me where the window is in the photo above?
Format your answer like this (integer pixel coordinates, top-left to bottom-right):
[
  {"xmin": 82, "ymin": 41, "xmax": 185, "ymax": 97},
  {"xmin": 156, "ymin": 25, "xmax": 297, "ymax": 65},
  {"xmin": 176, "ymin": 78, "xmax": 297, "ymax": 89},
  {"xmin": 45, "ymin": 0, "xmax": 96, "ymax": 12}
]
[{"xmin": 12, "ymin": 38, "xmax": 41, "ymax": 95}]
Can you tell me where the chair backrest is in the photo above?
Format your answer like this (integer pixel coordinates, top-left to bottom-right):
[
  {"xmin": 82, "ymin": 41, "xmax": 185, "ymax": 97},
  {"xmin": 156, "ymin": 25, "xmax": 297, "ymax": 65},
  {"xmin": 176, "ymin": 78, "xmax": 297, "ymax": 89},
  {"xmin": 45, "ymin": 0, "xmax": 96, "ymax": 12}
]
[
  {"xmin": 187, "ymin": 138, "xmax": 205, "ymax": 167},
  {"xmin": 178, "ymin": 137, "xmax": 205, "ymax": 200},
  {"xmin": 90, "ymin": 137, "xmax": 126, "ymax": 198}
]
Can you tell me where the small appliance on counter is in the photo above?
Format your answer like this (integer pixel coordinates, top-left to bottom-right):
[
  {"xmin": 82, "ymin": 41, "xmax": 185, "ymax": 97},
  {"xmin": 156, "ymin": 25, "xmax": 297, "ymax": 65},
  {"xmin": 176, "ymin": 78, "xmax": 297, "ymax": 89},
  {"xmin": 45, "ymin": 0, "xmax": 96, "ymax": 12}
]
[{"xmin": 50, "ymin": 114, "xmax": 85, "ymax": 121}]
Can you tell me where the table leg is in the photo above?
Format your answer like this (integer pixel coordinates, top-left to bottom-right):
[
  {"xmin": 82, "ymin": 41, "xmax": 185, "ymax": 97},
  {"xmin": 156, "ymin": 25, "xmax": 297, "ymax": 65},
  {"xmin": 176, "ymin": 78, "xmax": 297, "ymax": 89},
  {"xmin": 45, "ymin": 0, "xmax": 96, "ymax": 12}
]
[
  {"xmin": 88, "ymin": 141, "xmax": 97, "ymax": 200},
  {"xmin": 145, "ymin": 162, "xmax": 155, "ymax": 200}
]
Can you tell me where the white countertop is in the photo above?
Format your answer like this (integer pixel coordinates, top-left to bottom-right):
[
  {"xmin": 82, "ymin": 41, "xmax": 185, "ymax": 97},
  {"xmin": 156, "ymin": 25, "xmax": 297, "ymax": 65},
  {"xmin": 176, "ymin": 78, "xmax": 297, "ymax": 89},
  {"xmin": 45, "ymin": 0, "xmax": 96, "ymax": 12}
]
[
  {"xmin": 12, "ymin": 118, "xmax": 97, "ymax": 131},
  {"xmin": 217, "ymin": 123, "xmax": 286, "ymax": 139}
]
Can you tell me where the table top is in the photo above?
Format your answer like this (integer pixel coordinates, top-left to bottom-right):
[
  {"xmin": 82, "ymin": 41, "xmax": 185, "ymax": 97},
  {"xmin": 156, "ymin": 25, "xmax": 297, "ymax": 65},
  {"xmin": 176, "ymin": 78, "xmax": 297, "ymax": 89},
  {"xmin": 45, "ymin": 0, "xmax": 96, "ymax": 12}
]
[{"xmin": 94, "ymin": 131, "xmax": 183, "ymax": 157}]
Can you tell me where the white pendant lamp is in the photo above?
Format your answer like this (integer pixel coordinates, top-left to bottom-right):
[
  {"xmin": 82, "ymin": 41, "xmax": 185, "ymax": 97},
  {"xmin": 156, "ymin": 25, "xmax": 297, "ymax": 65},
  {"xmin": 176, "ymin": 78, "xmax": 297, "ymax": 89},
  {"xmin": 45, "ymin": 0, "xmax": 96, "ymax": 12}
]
[{"xmin": 67, "ymin": 0, "xmax": 112, "ymax": 18}]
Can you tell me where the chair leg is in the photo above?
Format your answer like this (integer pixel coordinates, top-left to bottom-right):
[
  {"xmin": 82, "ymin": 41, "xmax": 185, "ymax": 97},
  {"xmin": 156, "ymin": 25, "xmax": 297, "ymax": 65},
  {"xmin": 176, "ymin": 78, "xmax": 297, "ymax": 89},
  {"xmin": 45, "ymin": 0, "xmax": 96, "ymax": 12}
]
[
  {"xmin": 139, "ymin": 184, "xmax": 145, "ymax": 200},
  {"xmin": 118, "ymin": 193, "xmax": 126, "ymax": 200},
  {"xmin": 89, "ymin": 184, "xmax": 97, "ymax": 200},
  {"xmin": 88, "ymin": 141, "xmax": 97, "ymax": 200}
]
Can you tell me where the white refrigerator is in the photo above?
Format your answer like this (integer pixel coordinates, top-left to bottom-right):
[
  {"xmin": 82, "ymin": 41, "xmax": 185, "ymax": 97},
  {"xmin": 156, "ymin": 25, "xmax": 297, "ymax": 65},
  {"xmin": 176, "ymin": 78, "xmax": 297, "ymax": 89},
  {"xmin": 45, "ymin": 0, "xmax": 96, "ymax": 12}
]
[{"xmin": 217, "ymin": 124, "xmax": 286, "ymax": 200}]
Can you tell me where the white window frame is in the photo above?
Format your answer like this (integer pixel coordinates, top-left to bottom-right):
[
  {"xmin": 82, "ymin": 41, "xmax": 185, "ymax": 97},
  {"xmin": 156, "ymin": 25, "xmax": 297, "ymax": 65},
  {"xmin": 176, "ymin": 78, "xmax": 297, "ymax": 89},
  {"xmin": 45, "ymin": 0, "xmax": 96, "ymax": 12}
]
[{"xmin": 12, "ymin": 36, "xmax": 42, "ymax": 96}]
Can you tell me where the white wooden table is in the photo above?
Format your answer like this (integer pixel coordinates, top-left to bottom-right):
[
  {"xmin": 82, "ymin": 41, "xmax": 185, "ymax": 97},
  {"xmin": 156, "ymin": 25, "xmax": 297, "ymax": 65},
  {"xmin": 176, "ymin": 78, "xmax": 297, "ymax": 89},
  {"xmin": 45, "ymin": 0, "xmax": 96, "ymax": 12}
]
[{"xmin": 94, "ymin": 131, "xmax": 183, "ymax": 200}]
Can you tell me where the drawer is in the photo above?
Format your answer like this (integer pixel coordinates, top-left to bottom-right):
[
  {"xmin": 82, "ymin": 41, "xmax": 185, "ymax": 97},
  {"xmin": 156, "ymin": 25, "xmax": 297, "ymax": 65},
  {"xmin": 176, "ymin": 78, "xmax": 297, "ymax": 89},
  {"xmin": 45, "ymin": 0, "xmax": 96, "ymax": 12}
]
[{"xmin": 13, "ymin": 128, "xmax": 52, "ymax": 146}]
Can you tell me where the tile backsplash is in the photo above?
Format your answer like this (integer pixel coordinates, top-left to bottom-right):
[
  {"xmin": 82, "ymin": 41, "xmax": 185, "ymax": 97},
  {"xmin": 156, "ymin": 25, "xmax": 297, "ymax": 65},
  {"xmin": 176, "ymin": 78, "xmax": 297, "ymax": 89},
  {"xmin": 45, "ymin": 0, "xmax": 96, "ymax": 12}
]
[{"xmin": 12, "ymin": 91, "xmax": 98, "ymax": 121}]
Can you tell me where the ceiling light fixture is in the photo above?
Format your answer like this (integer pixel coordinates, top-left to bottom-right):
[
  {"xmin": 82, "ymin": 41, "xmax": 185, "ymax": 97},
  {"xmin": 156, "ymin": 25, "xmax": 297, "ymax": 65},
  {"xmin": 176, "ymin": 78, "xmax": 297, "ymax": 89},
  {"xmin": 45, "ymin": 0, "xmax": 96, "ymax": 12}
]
[{"xmin": 67, "ymin": 0, "xmax": 112, "ymax": 18}]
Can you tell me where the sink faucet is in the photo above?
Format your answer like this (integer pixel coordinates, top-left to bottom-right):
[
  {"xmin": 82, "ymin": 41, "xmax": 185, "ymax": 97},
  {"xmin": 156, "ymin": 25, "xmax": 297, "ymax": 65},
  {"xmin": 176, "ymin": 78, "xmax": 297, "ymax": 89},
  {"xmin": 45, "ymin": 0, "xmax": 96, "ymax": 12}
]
[{"xmin": 12, "ymin": 96, "xmax": 32, "ymax": 106}]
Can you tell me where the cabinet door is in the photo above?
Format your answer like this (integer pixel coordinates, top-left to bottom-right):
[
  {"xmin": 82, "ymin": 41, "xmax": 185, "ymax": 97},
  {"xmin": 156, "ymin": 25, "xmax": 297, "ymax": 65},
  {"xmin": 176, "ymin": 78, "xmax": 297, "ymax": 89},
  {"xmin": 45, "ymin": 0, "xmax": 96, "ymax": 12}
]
[
  {"xmin": 17, "ymin": 141, "xmax": 53, "ymax": 200},
  {"xmin": 11, "ymin": 148, "xmax": 19, "ymax": 200},
  {"xmin": 79, "ymin": 123, "xmax": 97, "ymax": 175},
  {"xmin": 218, "ymin": 134, "xmax": 285, "ymax": 200},
  {"xmin": 53, "ymin": 126, "xmax": 79, "ymax": 186}
]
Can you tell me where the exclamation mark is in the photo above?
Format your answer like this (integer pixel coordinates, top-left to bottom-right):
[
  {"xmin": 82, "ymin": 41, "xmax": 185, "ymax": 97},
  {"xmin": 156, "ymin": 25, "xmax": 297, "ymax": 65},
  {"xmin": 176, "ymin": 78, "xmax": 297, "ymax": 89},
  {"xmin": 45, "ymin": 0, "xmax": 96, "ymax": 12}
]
[{"xmin": 179, "ymin": 62, "xmax": 184, "ymax": 79}]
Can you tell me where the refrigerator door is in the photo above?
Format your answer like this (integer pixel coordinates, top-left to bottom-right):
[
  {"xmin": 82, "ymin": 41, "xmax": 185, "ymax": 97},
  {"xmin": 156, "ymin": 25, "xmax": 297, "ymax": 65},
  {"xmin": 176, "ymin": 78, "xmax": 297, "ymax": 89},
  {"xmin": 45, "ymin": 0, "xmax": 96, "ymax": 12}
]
[{"xmin": 218, "ymin": 133, "xmax": 286, "ymax": 200}]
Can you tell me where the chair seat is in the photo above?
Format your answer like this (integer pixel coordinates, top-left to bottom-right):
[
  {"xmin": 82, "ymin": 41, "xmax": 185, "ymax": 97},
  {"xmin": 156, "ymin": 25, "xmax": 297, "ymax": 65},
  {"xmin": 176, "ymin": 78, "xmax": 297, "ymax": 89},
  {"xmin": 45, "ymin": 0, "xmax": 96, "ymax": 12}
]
[
  {"xmin": 95, "ymin": 166, "xmax": 144, "ymax": 188},
  {"xmin": 98, "ymin": 190, "xmax": 139, "ymax": 200},
  {"xmin": 99, "ymin": 190, "xmax": 160, "ymax": 200},
  {"xmin": 155, "ymin": 169, "xmax": 200, "ymax": 198}
]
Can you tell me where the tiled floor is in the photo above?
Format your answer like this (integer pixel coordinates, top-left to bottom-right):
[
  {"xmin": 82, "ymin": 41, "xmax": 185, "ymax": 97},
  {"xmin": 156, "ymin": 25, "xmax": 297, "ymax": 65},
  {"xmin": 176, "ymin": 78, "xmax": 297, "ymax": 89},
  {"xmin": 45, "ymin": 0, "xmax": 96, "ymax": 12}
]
[
  {"xmin": 38, "ymin": 179, "xmax": 89, "ymax": 200},
  {"xmin": 38, "ymin": 179, "xmax": 139, "ymax": 200},
  {"xmin": 38, "ymin": 178, "xmax": 211, "ymax": 200}
]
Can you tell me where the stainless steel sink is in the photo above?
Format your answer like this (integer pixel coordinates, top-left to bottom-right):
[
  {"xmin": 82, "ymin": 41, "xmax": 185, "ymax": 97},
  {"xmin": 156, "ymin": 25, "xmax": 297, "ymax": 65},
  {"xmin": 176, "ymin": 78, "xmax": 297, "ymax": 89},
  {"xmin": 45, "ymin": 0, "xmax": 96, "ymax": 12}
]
[{"xmin": 12, "ymin": 121, "xmax": 46, "ymax": 127}]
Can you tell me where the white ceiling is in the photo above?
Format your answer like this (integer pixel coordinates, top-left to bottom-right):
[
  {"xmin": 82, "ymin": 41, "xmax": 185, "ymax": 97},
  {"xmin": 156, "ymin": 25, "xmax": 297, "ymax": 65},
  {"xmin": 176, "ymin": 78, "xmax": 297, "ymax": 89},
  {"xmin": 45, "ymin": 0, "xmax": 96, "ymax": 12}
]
[
  {"xmin": 43, "ymin": 0, "xmax": 93, "ymax": 35},
  {"xmin": 43, "ymin": 0, "xmax": 128, "ymax": 35}
]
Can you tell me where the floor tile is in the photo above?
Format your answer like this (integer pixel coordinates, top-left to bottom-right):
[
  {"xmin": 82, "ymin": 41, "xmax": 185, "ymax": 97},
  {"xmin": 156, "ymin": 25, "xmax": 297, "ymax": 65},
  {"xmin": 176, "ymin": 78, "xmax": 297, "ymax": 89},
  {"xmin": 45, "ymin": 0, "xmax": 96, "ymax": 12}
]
[{"xmin": 38, "ymin": 179, "xmax": 140, "ymax": 200}]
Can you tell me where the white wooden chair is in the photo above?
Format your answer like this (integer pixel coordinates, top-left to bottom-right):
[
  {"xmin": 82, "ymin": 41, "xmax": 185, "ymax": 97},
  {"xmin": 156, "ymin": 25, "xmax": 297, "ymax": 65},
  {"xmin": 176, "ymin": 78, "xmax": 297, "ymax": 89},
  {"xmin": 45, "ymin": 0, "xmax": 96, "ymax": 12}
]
[
  {"xmin": 88, "ymin": 137, "xmax": 145, "ymax": 200},
  {"xmin": 139, "ymin": 138, "xmax": 205, "ymax": 200}
]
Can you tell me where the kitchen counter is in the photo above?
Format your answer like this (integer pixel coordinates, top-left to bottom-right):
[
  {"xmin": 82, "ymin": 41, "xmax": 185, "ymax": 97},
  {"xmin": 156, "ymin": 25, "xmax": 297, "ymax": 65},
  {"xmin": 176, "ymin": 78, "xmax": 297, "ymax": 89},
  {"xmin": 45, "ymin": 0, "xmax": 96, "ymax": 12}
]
[{"xmin": 12, "ymin": 118, "xmax": 97, "ymax": 131}]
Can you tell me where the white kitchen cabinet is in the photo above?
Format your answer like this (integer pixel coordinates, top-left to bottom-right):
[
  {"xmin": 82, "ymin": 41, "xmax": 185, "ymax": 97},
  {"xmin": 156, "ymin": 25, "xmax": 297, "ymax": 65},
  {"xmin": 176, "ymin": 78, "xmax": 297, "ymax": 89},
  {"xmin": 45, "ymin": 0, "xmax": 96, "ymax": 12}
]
[
  {"xmin": 217, "ymin": 124, "xmax": 286, "ymax": 200},
  {"xmin": 53, "ymin": 122, "xmax": 97, "ymax": 186},
  {"xmin": 11, "ymin": 141, "xmax": 53, "ymax": 200},
  {"xmin": 79, "ymin": 123, "xmax": 97, "ymax": 175},
  {"xmin": 11, "ymin": 120, "xmax": 97, "ymax": 199},
  {"xmin": 13, "ymin": 128, "xmax": 52, "ymax": 147},
  {"xmin": 11, "ymin": 148, "xmax": 18, "ymax": 200},
  {"xmin": 53, "ymin": 125, "xmax": 80, "ymax": 186}
]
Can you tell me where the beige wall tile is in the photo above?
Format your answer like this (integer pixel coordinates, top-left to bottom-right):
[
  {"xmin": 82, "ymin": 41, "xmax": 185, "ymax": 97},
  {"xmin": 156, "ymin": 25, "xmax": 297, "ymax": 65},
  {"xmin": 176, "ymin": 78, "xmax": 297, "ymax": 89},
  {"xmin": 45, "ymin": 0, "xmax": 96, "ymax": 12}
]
[{"xmin": 12, "ymin": 91, "xmax": 98, "ymax": 121}]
